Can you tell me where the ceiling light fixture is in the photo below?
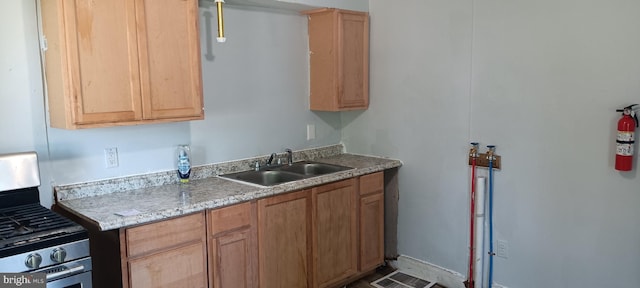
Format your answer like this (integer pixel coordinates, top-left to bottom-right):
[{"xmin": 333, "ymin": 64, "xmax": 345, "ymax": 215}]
[{"xmin": 215, "ymin": 0, "xmax": 226, "ymax": 43}]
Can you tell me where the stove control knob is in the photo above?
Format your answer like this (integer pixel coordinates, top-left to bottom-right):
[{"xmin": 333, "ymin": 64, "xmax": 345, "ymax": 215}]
[
  {"xmin": 51, "ymin": 247, "xmax": 67, "ymax": 263},
  {"xmin": 25, "ymin": 253, "xmax": 42, "ymax": 269}
]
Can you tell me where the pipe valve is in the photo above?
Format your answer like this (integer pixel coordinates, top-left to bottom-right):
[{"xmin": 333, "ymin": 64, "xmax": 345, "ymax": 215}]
[
  {"xmin": 486, "ymin": 145, "xmax": 496, "ymax": 161},
  {"xmin": 470, "ymin": 142, "xmax": 479, "ymax": 158},
  {"xmin": 468, "ymin": 144, "xmax": 501, "ymax": 169}
]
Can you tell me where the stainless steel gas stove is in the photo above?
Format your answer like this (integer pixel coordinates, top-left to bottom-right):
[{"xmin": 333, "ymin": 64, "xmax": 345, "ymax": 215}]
[{"xmin": 0, "ymin": 152, "xmax": 92, "ymax": 288}]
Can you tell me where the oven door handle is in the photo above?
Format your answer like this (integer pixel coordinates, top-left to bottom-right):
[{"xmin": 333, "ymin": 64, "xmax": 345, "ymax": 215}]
[{"xmin": 46, "ymin": 264, "xmax": 86, "ymax": 281}]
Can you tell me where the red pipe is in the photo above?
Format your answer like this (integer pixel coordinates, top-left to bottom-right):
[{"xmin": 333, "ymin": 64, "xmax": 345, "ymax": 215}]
[{"xmin": 466, "ymin": 156, "xmax": 477, "ymax": 288}]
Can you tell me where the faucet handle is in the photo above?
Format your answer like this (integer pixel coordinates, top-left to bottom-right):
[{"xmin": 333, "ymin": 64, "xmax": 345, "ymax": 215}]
[
  {"xmin": 266, "ymin": 153, "xmax": 277, "ymax": 166},
  {"xmin": 285, "ymin": 148, "xmax": 293, "ymax": 165}
]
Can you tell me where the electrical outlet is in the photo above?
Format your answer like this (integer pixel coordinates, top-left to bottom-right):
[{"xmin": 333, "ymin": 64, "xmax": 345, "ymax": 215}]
[
  {"xmin": 307, "ymin": 124, "xmax": 316, "ymax": 140},
  {"xmin": 105, "ymin": 147, "xmax": 119, "ymax": 168},
  {"xmin": 497, "ymin": 239, "xmax": 509, "ymax": 259}
]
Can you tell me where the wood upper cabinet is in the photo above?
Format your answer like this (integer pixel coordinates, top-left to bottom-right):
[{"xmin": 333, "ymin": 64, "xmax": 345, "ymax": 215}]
[
  {"xmin": 136, "ymin": 0, "xmax": 203, "ymax": 121},
  {"xmin": 358, "ymin": 172, "xmax": 385, "ymax": 272},
  {"xmin": 41, "ymin": 0, "xmax": 203, "ymax": 129},
  {"xmin": 123, "ymin": 212, "xmax": 207, "ymax": 288},
  {"xmin": 258, "ymin": 190, "xmax": 312, "ymax": 288},
  {"xmin": 304, "ymin": 8, "xmax": 369, "ymax": 111},
  {"xmin": 312, "ymin": 178, "xmax": 358, "ymax": 288},
  {"xmin": 207, "ymin": 202, "xmax": 257, "ymax": 288}
]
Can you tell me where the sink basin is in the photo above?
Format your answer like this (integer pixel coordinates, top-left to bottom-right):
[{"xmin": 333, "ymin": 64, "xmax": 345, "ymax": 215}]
[
  {"xmin": 272, "ymin": 161, "xmax": 352, "ymax": 176},
  {"xmin": 220, "ymin": 170, "xmax": 306, "ymax": 186},
  {"xmin": 220, "ymin": 161, "xmax": 353, "ymax": 186}
]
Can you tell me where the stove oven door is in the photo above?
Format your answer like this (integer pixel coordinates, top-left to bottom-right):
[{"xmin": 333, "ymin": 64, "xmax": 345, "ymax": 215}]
[
  {"xmin": 34, "ymin": 257, "xmax": 92, "ymax": 288},
  {"xmin": 45, "ymin": 270, "xmax": 91, "ymax": 288}
]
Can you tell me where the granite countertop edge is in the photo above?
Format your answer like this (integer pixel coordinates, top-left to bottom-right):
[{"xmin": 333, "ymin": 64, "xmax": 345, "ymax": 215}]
[{"xmin": 56, "ymin": 152, "xmax": 402, "ymax": 231}]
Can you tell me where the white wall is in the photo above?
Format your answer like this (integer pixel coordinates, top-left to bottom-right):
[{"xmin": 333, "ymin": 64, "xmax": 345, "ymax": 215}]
[
  {"xmin": 193, "ymin": 4, "xmax": 341, "ymax": 163},
  {"xmin": 0, "ymin": 1, "xmax": 47, "ymax": 155},
  {"xmin": 224, "ymin": 0, "xmax": 368, "ymax": 12},
  {"xmin": 6, "ymin": 1, "xmax": 640, "ymax": 286},
  {"xmin": 0, "ymin": 1, "xmax": 51, "ymax": 202},
  {"xmin": 472, "ymin": 1, "xmax": 640, "ymax": 287},
  {"xmin": 342, "ymin": 0, "xmax": 474, "ymax": 276},
  {"xmin": 343, "ymin": 0, "xmax": 640, "ymax": 287},
  {"xmin": 1, "ymin": 2, "xmax": 342, "ymax": 208}
]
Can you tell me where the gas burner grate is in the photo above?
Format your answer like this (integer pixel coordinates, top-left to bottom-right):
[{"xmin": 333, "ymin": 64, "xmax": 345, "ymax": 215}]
[{"xmin": 0, "ymin": 205, "xmax": 77, "ymax": 241}]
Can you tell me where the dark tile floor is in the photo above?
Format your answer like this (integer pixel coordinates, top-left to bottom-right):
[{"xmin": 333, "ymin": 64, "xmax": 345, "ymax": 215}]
[{"xmin": 345, "ymin": 265, "xmax": 447, "ymax": 288}]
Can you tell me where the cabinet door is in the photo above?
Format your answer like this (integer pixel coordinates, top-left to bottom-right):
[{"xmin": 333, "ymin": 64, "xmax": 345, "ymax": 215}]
[
  {"xmin": 359, "ymin": 192, "xmax": 384, "ymax": 271},
  {"xmin": 258, "ymin": 190, "xmax": 311, "ymax": 288},
  {"xmin": 312, "ymin": 179, "xmax": 358, "ymax": 288},
  {"xmin": 208, "ymin": 202, "xmax": 257, "ymax": 288},
  {"xmin": 210, "ymin": 230, "xmax": 254, "ymax": 288},
  {"xmin": 136, "ymin": 0, "xmax": 203, "ymax": 120},
  {"xmin": 129, "ymin": 242, "xmax": 207, "ymax": 288},
  {"xmin": 359, "ymin": 172, "xmax": 385, "ymax": 271},
  {"xmin": 337, "ymin": 11, "xmax": 369, "ymax": 110},
  {"xmin": 123, "ymin": 213, "xmax": 207, "ymax": 288},
  {"xmin": 61, "ymin": 0, "xmax": 143, "ymax": 125},
  {"xmin": 307, "ymin": 9, "xmax": 369, "ymax": 111}
]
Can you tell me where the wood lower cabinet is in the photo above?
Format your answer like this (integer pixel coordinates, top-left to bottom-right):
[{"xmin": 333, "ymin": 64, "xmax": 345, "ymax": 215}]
[
  {"xmin": 359, "ymin": 193, "xmax": 384, "ymax": 271},
  {"xmin": 257, "ymin": 175, "xmax": 382, "ymax": 288},
  {"xmin": 207, "ymin": 202, "xmax": 257, "ymax": 288},
  {"xmin": 41, "ymin": 0, "xmax": 203, "ymax": 129},
  {"xmin": 123, "ymin": 212, "xmax": 207, "ymax": 288},
  {"xmin": 304, "ymin": 8, "xmax": 369, "ymax": 111},
  {"xmin": 358, "ymin": 172, "xmax": 385, "ymax": 271},
  {"xmin": 129, "ymin": 243, "xmax": 207, "ymax": 288},
  {"xmin": 312, "ymin": 179, "xmax": 358, "ymax": 288},
  {"xmin": 258, "ymin": 190, "xmax": 312, "ymax": 288},
  {"xmin": 62, "ymin": 172, "xmax": 387, "ymax": 288}
]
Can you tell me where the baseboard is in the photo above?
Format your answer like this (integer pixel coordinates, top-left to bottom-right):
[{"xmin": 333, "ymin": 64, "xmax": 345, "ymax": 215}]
[{"xmin": 390, "ymin": 255, "xmax": 508, "ymax": 288}]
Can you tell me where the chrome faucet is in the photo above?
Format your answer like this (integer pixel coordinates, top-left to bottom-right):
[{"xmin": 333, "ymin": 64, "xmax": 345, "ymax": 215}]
[{"xmin": 285, "ymin": 148, "xmax": 293, "ymax": 165}]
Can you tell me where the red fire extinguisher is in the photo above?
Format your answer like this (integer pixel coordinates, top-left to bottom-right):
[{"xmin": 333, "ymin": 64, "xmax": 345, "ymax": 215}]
[{"xmin": 615, "ymin": 104, "xmax": 638, "ymax": 171}]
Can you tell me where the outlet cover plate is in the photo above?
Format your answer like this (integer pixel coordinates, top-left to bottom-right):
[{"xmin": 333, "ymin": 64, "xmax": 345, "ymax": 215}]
[
  {"xmin": 307, "ymin": 124, "xmax": 316, "ymax": 140},
  {"xmin": 105, "ymin": 147, "xmax": 119, "ymax": 168},
  {"xmin": 497, "ymin": 239, "xmax": 508, "ymax": 259}
]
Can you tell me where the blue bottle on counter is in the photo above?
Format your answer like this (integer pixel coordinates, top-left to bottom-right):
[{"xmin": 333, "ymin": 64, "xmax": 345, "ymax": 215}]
[{"xmin": 177, "ymin": 145, "xmax": 191, "ymax": 183}]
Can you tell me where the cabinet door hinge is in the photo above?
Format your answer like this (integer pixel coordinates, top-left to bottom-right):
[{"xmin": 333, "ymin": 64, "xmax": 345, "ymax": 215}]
[{"xmin": 40, "ymin": 36, "xmax": 48, "ymax": 51}]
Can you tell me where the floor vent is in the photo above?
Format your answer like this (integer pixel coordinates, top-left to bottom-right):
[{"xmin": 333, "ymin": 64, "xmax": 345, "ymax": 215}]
[{"xmin": 371, "ymin": 271, "xmax": 438, "ymax": 288}]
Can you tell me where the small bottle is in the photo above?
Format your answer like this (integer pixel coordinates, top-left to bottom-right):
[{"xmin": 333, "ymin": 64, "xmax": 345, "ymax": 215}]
[{"xmin": 177, "ymin": 145, "xmax": 191, "ymax": 183}]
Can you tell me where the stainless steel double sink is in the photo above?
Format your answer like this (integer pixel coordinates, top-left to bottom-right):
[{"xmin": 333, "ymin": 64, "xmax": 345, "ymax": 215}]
[{"xmin": 219, "ymin": 161, "xmax": 353, "ymax": 186}]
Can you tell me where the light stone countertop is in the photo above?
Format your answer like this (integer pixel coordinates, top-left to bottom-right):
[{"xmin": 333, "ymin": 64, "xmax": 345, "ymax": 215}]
[{"xmin": 55, "ymin": 149, "xmax": 402, "ymax": 231}]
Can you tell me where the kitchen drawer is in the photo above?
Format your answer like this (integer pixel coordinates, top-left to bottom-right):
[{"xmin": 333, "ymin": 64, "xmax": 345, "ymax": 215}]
[
  {"xmin": 208, "ymin": 202, "xmax": 252, "ymax": 236},
  {"xmin": 359, "ymin": 172, "xmax": 383, "ymax": 196},
  {"xmin": 125, "ymin": 212, "xmax": 205, "ymax": 257},
  {"xmin": 128, "ymin": 242, "xmax": 207, "ymax": 288}
]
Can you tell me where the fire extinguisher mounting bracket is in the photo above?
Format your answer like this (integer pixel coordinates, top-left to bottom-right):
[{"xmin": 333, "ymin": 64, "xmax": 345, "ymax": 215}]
[{"xmin": 616, "ymin": 104, "xmax": 639, "ymax": 128}]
